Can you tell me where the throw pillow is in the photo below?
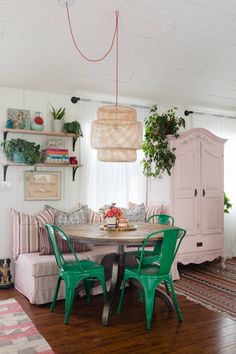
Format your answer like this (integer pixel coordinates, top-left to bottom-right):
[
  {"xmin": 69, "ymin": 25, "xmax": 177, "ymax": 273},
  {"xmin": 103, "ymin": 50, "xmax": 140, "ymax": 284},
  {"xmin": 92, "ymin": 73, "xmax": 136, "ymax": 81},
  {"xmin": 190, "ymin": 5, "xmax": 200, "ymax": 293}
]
[
  {"xmin": 11, "ymin": 208, "xmax": 54, "ymax": 260},
  {"xmin": 44, "ymin": 204, "xmax": 88, "ymax": 226},
  {"xmin": 88, "ymin": 208, "xmax": 104, "ymax": 224},
  {"xmin": 39, "ymin": 227, "xmax": 91, "ymax": 255},
  {"xmin": 41, "ymin": 204, "xmax": 91, "ymax": 254},
  {"xmin": 122, "ymin": 202, "xmax": 146, "ymax": 222}
]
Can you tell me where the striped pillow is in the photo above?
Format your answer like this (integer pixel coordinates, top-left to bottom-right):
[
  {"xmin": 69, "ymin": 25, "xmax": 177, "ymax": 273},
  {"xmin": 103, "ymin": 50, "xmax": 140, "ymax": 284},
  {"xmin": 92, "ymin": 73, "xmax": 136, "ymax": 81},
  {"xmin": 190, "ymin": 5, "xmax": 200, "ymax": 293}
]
[
  {"xmin": 11, "ymin": 208, "xmax": 54, "ymax": 260},
  {"xmin": 88, "ymin": 208, "xmax": 104, "ymax": 224},
  {"xmin": 39, "ymin": 227, "xmax": 91, "ymax": 255},
  {"xmin": 145, "ymin": 204, "xmax": 169, "ymax": 222}
]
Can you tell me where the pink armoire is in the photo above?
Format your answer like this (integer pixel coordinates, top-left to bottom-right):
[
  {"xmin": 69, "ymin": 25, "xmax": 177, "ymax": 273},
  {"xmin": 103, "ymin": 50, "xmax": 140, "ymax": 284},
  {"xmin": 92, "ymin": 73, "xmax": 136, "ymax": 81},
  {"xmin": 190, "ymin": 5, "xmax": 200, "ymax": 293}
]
[{"xmin": 147, "ymin": 128, "xmax": 226, "ymax": 279}]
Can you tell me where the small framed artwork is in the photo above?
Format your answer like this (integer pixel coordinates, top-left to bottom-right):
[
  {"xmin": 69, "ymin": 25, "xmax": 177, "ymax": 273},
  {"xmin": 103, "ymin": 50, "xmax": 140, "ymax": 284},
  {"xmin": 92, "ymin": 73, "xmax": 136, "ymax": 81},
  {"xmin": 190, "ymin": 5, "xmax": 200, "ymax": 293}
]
[
  {"xmin": 24, "ymin": 171, "xmax": 61, "ymax": 201},
  {"xmin": 7, "ymin": 108, "xmax": 31, "ymax": 129}
]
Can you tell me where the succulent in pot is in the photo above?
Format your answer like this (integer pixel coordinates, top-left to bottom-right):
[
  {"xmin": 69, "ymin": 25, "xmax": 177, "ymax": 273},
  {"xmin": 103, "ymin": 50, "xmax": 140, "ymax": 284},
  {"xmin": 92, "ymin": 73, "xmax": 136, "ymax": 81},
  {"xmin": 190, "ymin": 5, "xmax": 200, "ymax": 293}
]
[{"xmin": 50, "ymin": 105, "xmax": 66, "ymax": 132}]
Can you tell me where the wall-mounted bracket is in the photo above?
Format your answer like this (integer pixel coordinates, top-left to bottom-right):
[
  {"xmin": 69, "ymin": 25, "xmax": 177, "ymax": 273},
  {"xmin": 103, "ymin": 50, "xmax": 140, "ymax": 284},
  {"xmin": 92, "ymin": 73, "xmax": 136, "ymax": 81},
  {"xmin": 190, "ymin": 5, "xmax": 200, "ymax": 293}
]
[
  {"xmin": 3, "ymin": 131, "xmax": 8, "ymax": 142},
  {"xmin": 3, "ymin": 164, "xmax": 9, "ymax": 182},
  {"xmin": 72, "ymin": 166, "xmax": 79, "ymax": 181},
  {"xmin": 72, "ymin": 136, "xmax": 78, "ymax": 151}
]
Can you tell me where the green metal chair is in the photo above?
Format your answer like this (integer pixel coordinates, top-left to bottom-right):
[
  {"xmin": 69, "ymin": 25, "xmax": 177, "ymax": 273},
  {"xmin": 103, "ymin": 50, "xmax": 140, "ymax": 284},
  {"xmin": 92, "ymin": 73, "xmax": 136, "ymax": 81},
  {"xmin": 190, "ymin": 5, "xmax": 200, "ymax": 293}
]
[
  {"xmin": 45, "ymin": 224, "xmax": 107, "ymax": 324},
  {"xmin": 129, "ymin": 214, "xmax": 175, "ymax": 260},
  {"xmin": 147, "ymin": 214, "xmax": 174, "ymax": 225},
  {"xmin": 117, "ymin": 227, "xmax": 186, "ymax": 330}
]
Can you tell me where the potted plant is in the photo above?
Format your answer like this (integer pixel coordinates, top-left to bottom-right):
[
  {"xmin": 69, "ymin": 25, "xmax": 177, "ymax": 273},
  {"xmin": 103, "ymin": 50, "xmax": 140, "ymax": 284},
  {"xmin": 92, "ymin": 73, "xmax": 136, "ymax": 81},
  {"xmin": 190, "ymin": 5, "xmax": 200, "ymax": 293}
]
[
  {"xmin": 64, "ymin": 121, "xmax": 83, "ymax": 137},
  {"xmin": 224, "ymin": 192, "xmax": 233, "ymax": 214},
  {"xmin": 141, "ymin": 105, "xmax": 186, "ymax": 178},
  {"xmin": 50, "ymin": 105, "xmax": 66, "ymax": 132},
  {"xmin": 2, "ymin": 138, "xmax": 41, "ymax": 165}
]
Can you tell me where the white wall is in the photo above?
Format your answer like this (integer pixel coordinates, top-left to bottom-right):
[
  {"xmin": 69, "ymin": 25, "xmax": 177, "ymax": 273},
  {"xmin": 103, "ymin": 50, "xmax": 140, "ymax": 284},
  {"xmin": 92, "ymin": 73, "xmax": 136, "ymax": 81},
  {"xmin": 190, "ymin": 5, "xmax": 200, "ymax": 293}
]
[
  {"xmin": 0, "ymin": 87, "xmax": 193, "ymax": 259},
  {"xmin": 0, "ymin": 86, "xmax": 84, "ymax": 258}
]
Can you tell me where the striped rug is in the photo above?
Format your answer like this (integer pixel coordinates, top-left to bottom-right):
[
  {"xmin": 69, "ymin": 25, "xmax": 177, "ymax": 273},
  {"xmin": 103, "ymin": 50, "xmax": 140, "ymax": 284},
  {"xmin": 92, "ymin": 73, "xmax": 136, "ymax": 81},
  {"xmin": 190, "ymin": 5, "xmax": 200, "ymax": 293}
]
[
  {"xmin": 174, "ymin": 258, "xmax": 236, "ymax": 320},
  {"xmin": 0, "ymin": 298, "xmax": 54, "ymax": 354}
]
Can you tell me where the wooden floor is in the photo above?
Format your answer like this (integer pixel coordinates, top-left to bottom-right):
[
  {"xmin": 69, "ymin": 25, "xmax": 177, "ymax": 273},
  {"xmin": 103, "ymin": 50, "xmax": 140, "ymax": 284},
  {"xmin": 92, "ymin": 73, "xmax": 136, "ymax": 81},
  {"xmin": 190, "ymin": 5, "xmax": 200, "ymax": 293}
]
[{"xmin": 1, "ymin": 287, "xmax": 236, "ymax": 354}]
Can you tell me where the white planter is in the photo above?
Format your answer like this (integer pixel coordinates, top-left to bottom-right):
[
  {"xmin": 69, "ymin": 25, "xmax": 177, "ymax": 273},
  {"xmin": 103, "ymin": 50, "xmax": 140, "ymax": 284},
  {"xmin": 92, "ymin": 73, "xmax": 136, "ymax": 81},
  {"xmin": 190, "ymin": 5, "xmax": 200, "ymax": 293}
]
[{"xmin": 52, "ymin": 119, "xmax": 64, "ymax": 132}]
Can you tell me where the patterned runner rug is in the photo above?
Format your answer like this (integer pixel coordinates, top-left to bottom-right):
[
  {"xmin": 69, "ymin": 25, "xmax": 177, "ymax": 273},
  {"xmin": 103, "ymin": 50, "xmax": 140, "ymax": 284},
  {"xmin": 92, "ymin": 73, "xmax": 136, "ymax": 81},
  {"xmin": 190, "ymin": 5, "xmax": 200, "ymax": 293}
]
[
  {"xmin": 175, "ymin": 258, "xmax": 236, "ymax": 320},
  {"xmin": 0, "ymin": 298, "xmax": 54, "ymax": 354}
]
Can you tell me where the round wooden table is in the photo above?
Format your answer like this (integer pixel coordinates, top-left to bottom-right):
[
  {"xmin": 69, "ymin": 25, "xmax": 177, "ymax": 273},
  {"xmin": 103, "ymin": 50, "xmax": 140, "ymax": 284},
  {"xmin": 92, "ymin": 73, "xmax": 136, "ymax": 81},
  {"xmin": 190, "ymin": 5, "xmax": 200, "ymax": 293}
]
[{"xmin": 63, "ymin": 222, "xmax": 176, "ymax": 326}]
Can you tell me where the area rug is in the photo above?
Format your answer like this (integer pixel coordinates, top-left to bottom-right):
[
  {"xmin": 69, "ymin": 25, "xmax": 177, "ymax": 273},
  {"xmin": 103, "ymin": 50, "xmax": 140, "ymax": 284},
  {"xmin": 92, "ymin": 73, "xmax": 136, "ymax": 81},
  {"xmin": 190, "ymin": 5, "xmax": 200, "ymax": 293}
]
[
  {"xmin": 174, "ymin": 258, "xmax": 236, "ymax": 320},
  {"xmin": 0, "ymin": 298, "xmax": 54, "ymax": 354}
]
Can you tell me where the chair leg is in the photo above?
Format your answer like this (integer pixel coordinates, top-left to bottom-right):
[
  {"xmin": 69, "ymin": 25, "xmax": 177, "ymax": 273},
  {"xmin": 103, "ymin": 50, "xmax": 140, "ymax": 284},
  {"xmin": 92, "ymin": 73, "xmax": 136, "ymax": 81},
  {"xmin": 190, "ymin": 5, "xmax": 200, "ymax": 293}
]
[
  {"xmin": 164, "ymin": 281, "xmax": 170, "ymax": 295},
  {"xmin": 117, "ymin": 277, "xmax": 127, "ymax": 315},
  {"xmin": 51, "ymin": 276, "xmax": 61, "ymax": 312},
  {"xmin": 168, "ymin": 278, "xmax": 182, "ymax": 321},
  {"xmin": 139, "ymin": 288, "xmax": 144, "ymax": 303},
  {"xmin": 64, "ymin": 287, "xmax": 76, "ymax": 324},
  {"xmin": 144, "ymin": 286, "xmax": 156, "ymax": 330},
  {"xmin": 83, "ymin": 279, "xmax": 91, "ymax": 303},
  {"xmin": 100, "ymin": 276, "xmax": 107, "ymax": 302}
]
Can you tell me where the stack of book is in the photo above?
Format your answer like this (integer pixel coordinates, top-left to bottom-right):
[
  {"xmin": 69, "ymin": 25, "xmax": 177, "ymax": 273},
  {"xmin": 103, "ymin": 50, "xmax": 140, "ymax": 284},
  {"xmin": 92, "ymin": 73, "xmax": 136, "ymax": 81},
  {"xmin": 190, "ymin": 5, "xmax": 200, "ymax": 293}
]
[{"xmin": 43, "ymin": 148, "xmax": 69, "ymax": 164}]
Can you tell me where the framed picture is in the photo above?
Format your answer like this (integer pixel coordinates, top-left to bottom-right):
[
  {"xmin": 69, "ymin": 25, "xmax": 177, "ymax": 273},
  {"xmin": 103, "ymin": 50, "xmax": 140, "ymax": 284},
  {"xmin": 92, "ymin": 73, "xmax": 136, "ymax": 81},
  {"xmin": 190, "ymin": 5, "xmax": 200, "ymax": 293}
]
[
  {"xmin": 24, "ymin": 172, "xmax": 61, "ymax": 201},
  {"xmin": 7, "ymin": 108, "xmax": 31, "ymax": 130}
]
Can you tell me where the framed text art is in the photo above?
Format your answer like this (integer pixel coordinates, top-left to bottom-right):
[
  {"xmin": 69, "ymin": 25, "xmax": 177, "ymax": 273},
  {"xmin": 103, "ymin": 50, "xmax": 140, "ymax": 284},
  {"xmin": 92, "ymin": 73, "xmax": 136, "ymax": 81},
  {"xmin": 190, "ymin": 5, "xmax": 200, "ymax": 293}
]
[{"xmin": 24, "ymin": 171, "xmax": 61, "ymax": 201}]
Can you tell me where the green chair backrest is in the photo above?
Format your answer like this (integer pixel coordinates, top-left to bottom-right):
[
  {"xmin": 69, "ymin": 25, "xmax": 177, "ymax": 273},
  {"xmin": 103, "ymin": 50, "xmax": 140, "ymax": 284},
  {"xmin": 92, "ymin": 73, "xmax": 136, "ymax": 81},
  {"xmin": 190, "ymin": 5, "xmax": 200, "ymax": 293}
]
[
  {"xmin": 147, "ymin": 214, "xmax": 174, "ymax": 226},
  {"xmin": 45, "ymin": 224, "xmax": 82, "ymax": 271},
  {"xmin": 138, "ymin": 228, "xmax": 186, "ymax": 275}
]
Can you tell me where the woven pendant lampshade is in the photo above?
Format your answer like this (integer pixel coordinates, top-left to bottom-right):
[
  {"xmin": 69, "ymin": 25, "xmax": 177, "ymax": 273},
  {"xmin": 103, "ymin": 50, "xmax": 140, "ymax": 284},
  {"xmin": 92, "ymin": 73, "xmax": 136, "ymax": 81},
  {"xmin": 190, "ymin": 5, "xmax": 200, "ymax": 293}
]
[{"xmin": 91, "ymin": 105, "xmax": 143, "ymax": 162}]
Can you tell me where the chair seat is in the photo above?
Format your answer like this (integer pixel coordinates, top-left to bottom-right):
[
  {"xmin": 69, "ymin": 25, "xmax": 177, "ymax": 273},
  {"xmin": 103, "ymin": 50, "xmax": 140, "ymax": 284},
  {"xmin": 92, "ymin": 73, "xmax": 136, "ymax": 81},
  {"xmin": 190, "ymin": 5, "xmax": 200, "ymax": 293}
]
[
  {"xmin": 63, "ymin": 259, "xmax": 104, "ymax": 272},
  {"xmin": 126, "ymin": 264, "xmax": 160, "ymax": 277}
]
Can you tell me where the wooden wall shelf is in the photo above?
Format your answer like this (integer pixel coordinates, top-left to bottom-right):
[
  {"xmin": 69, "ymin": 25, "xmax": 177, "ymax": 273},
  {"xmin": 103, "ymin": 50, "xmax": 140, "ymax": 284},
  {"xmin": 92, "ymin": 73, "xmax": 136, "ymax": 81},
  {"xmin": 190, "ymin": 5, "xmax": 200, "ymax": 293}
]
[
  {"xmin": 3, "ymin": 128, "xmax": 79, "ymax": 151},
  {"xmin": 0, "ymin": 162, "xmax": 82, "ymax": 182}
]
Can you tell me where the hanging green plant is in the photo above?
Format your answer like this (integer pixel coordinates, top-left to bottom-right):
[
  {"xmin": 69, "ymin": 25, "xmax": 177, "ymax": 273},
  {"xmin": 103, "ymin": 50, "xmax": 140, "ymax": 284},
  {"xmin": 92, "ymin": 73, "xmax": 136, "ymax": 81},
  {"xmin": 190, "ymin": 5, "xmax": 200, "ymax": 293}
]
[
  {"xmin": 224, "ymin": 192, "xmax": 233, "ymax": 214},
  {"xmin": 141, "ymin": 105, "xmax": 186, "ymax": 178},
  {"xmin": 2, "ymin": 138, "xmax": 41, "ymax": 165}
]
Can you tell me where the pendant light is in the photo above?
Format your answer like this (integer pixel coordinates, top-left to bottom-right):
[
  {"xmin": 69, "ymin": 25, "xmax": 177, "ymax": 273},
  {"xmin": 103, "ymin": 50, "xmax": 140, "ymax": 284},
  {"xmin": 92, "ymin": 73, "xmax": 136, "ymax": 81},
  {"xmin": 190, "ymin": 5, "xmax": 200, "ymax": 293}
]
[{"xmin": 65, "ymin": 5, "xmax": 143, "ymax": 162}]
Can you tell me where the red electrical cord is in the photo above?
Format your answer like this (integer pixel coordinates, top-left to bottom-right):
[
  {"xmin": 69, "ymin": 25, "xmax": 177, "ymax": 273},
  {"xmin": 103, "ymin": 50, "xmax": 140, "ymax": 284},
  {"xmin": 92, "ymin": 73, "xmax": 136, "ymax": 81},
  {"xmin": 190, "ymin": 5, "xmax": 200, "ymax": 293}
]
[{"xmin": 66, "ymin": 4, "xmax": 119, "ymax": 108}]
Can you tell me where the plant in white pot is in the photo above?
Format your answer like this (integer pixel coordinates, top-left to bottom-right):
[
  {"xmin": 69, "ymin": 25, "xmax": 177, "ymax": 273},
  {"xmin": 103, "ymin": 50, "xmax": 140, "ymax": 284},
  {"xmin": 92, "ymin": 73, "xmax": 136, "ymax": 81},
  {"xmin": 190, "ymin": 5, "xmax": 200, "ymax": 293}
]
[{"xmin": 50, "ymin": 105, "xmax": 66, "ymax": 132}]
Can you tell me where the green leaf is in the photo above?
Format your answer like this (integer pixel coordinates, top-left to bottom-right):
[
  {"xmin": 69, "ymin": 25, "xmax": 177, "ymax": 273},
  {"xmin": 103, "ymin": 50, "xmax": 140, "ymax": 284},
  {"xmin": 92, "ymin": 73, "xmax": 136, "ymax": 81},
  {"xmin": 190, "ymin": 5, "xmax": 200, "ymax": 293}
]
[{"xmin": 141, "ymin": 106, "xmax": 185, "ymax": 178}]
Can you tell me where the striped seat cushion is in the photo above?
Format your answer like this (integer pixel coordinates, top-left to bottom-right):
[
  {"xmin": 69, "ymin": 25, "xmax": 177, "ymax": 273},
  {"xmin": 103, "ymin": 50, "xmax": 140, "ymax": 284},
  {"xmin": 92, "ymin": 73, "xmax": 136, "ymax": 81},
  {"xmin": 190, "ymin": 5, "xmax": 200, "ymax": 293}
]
[{"xmin": 11, "ymin": 208, "xmax": 54, "ymax": 260}]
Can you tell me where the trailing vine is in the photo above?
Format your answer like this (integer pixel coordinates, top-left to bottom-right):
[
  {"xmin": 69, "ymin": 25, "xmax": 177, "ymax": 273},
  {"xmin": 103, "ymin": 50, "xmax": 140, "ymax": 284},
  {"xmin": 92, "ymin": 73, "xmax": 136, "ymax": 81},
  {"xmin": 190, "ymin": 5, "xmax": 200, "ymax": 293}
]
[{"xmin": 141, "ymin": 105, "xmax": 185, "ymax": 178}]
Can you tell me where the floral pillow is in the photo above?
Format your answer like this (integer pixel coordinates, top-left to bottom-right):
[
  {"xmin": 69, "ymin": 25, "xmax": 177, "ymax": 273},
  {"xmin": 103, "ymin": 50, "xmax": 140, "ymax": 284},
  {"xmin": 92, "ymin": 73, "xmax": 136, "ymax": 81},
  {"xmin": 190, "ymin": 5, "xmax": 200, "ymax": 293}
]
[
  {"xmin": 122, "ymin": 202, "xmax": 146, "ymax": 222},
  {"xmin": 44, "ymin": 204, "xmax": 88, "ymax": 226}
]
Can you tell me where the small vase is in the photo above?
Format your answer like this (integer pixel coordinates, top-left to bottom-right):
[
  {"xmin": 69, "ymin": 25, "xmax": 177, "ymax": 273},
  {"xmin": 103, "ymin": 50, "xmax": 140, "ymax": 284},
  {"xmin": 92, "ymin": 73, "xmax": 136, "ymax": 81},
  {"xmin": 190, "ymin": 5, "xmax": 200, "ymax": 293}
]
[
  {"xmin": 106, "ymin": 217, "xmax": 117, "ymax": 229},
  {"xmin": 52, "ymin": 119, "xmax": 64, "ymax": 132},
  {"xmin": 31, "ymin": 121, "xmax": 44, "ymax": 131}
]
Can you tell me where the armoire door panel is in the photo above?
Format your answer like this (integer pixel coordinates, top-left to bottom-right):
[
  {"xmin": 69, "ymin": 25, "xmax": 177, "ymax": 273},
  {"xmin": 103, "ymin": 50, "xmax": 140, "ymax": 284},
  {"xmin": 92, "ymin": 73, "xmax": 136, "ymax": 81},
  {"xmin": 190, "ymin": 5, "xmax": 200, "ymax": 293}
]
[
  {"xmin": 173, "ymin": 198, "xmax": 198, "ymax": 235},
  {"xmin": 201, "ymin": 142, "xmax": 223, "ymax": 197},
  {"xmin": 202, "ymin": 197, "xmax": 224, "ymax": 234},
  {"xmin": 174, "ymin": 143, "xmax": 200, "ymax": 198},
  {"xmin": 201, "ymin": 142, "xmax": 224, "ymax": 234},
  {"xmin": 172, "ymin": 141, "xmax": 200, "ymax": 236}
]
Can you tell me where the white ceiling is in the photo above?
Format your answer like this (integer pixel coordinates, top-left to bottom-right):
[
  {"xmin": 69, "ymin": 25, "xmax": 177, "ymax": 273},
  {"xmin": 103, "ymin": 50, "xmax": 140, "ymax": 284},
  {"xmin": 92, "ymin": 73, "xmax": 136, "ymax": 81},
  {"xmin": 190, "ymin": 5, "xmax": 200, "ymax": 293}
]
[{"xmin": 1, "ymin": 0, "xmax": 236, "ymax": 110}]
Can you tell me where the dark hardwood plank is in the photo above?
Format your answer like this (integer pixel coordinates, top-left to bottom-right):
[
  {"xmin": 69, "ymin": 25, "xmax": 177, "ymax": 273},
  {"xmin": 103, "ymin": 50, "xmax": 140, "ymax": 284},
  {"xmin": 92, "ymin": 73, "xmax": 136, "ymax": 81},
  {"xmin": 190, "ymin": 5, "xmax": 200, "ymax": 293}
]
[{"xmin": 0, "ymin": 287, "xmax": 235, "ymax": 354}]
